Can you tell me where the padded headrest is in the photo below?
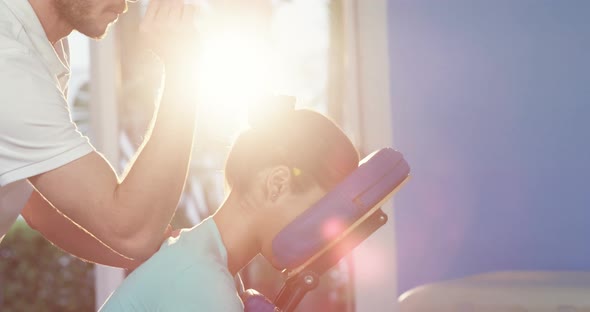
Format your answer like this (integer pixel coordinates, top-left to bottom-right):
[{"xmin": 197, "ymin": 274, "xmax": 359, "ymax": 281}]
[{"xmin": 271, "ymin": 148, "xmax": 410, "ymax": 270}]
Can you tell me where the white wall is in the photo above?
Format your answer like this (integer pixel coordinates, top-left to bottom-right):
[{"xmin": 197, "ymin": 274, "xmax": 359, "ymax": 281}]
[{"xmin": 343, "ymin": 0, "xmax": 399, "ymax": 311}]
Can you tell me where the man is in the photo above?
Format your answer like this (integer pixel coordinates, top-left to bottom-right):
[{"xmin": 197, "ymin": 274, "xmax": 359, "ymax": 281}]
[{"xmin": 0, "ymin": 0, "xmax": 199, "ymax": 266}]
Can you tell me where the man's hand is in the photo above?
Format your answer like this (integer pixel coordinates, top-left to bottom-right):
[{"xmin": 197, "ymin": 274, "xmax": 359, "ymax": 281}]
[{"xmin": 140, "ymin": 0, "xmax": 199, "ymax": 65}]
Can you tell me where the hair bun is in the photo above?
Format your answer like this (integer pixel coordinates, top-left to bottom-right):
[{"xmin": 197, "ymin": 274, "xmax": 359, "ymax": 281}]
[{"xmin": 248, "ymin": 95, "xmax": 296, "ymax": 129}]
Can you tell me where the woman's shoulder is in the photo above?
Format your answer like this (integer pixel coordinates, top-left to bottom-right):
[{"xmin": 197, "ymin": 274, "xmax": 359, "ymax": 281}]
[{"xmin": 168, "ymin": 217, "xmax": 228, "ymax": 263}]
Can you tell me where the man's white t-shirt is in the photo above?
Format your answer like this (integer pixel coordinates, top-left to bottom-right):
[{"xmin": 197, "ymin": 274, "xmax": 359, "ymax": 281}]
[{"xmin": 0, "ymin": 0, "xmax": 94, "ymax": 239}]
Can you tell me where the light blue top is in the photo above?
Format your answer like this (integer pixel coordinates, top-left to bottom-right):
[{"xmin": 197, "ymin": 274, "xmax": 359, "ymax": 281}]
[{"xmin": 99, "ymin": 217, "xmax": 244, "ymax": 311}]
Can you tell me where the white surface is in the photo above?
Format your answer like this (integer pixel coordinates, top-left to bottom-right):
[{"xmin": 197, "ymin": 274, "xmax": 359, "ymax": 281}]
[
  {"xmin": 342, "ymin": 0, "xmax": 398, "ymax": 311},
  {"xmin": 399, "ymin": 271, "xmax": 590, "ymax": 312}
]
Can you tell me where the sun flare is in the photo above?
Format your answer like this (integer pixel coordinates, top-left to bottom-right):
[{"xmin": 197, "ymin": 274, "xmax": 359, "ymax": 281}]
[{"xmin": 193, "ymin": 32, "xmax": 286, "ymax": 133}]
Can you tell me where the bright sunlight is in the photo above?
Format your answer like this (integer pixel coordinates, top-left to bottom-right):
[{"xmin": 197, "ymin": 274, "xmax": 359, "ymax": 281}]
[{"xmin": 194, "ymin": 32, "xmax": 286, "ymax": 132}]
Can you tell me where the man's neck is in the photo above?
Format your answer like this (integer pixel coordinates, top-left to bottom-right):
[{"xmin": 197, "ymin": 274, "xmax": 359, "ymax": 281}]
[{"xmin": 28, "ymin": 0, "xmax": 73, "ymax": 44}]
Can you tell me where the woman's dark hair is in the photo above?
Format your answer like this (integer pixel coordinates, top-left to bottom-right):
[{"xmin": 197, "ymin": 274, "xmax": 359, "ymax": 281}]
[{"xmin": 225, "ymin": 108, "xmax": 359, "ymax": 194}]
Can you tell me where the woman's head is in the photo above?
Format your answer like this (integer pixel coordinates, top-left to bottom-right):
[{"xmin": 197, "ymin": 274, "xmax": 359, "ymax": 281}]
[
  {"xmin": 223, "ymin": 100, "xmax": 359, "ymax": 267},
  {"xmin": 225, "ymin": 105, "xmax": 359, "ymax": 197}
]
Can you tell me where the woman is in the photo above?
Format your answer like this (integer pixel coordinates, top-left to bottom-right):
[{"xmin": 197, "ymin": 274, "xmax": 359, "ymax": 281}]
[{"xmin": 100, "ymin": 101, "xmax": 360, "ymax": 311}]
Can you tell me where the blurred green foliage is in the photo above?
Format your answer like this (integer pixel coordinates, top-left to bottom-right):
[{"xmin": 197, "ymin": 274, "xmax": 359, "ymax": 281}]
[{"xmin": 0, "ymin": 219, "xmax": 94, "ymax": 312}]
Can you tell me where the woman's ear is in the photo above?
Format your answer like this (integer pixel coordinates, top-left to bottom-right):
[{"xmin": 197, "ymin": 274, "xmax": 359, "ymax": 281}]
[{"xmin": 266, "ymin": 166, "xmax": 291, "ymax": 202}]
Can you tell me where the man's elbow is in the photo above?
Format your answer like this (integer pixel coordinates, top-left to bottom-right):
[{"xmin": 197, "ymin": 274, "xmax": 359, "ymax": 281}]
[
  {"xmin": 98, "ymin": 200, "xmax": 168, "ymax": 260},
  {"xmin": 107, "ymin": 227, "xmax": 163, "ymax": 261}
]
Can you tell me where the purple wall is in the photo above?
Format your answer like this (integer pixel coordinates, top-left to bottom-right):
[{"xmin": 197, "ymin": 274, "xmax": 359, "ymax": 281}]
[{"xmin": 388, "ymin": 0, "xmax": 590, "ymax": 294}]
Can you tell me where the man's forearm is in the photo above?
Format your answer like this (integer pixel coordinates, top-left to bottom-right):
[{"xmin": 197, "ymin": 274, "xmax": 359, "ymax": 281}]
[
  {"xmin": 29, "ymin": 66, "xmax": 198, "ymax": 261},
  {"xmin": 22, "ymin": 191, "xmax": 142, "ymax": 269},
  {"xmin": 112, "ymin": 65, "xmax": 197, "ymax": 258}
]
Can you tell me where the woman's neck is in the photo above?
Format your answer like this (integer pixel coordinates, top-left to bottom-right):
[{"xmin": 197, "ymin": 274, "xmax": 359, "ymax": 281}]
[
  {"xmin": 213, "ymin": 193, "xmax": 261, "ymax": 276},
  {"xmin": 29, "ymin": 0, "xmax": 73, "ymax": 44}
]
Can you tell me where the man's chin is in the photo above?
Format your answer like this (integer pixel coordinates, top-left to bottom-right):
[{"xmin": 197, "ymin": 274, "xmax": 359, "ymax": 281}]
[
  {"xmin": 76, "ymin": 23, "xmax": 112, "ymax": 40},
  {"xmin": 78, "ymin": 27, "xmax": 108, "ymax": 40}
]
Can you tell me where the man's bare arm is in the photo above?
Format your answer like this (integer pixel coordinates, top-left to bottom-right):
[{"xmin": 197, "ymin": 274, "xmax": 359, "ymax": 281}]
[
  {"xmin": 28, "ymin": 0, "xmax": 199, "ymax": 260},
  {"xmin": 21, "ymin": 190, "xmax": 143, "ymax": 269}
]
